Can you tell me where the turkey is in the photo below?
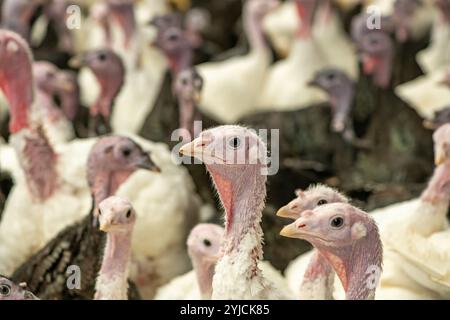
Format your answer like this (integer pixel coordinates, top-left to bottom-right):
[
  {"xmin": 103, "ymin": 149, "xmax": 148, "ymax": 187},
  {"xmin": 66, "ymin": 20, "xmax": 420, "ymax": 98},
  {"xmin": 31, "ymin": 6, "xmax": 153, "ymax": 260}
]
[
  {"xmin": 11, "ymin": 135, "xmax": 159, "ymax": 300},
  {"xmin": 76, "ymin": 0, "xmax": 168, "ymax": 134},
  {"xmin": 257, "ymin": 0, "xmax": 328, "ymax": 111},
  {"xmin": 33, "ymin": 61, "xmax": 75, "ymax": 143},
  {"xmin": 155, "ymin": 223, "xmax": 223, "ymax": 300},
  {"xmin": 95, "ymin": 196, "xmax": 137, "ymax": 300},
  {"xmin": 0, "ymin": 30, "xmax": 201, "ymax": 299},
  {"xmin": 155, "ymin": 222, "xmax": 289, "ymax": 300},
  {"xmin": 196, "ymin": 0, "xmax": 279, "ymax": 123},
  {"xmin": 282, "ymin": 132, "xmax": 450, "ymax": 299},
  {"xmin": 277, "ymin": 184, "xmax": 348, "ymax": 299},
  {"xmin": 180, "ymin": 125, "xmax": 291, "ymax": 299},
  {"xmin": 70, "ymin": 48, "xmax": 125, "ymax": 136},
  {"xmin": 280, "ymin": 202, "xmax": 383, "ymax": 300},
  {"xmin": 0, "ymin": 275, "xmax": 39, "ymax": 300}
]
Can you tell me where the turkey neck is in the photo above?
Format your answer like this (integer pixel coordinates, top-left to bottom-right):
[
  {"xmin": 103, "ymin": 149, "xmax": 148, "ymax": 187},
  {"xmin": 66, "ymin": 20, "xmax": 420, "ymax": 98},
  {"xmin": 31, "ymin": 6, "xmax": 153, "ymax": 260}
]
[
  {"xmin": 421, "ymin": 162, "xmax": 450, "ymax": 206},
  {"xmin": 92, "ymin": 76, "xmax": 124, "ymax": 118},
  {"xmin": 209, "ymin": 164, "xmax": 266, "ymax": 263},
  {"xmin": 295, "ymin": 0, "xmax": 315, "ymax": 39},
  {"xmin": 243, "ymin": 5, "xmax": 267, "ymax": 51},
  {"xmin": 168, "ymin": 50, "xmax": 193, "ymax": 76},
  {"xmin": 318, "ymin": 228, "xmax": 382, "ymax": 300},
  {"xmin": 328, "ymin": 84, "xmax": 355, "ymax": 130},
  {"xmin": 299, "ymin": 251, "xmax": 335, "ymax": 300},
  {"xmin": 192, "ymin": 257, "xmax": 215, "ymax": 299},
  {"xmin": 178, "ymin": 97, "xmax": 197, "ymax": 135},
  {"xmin": 99, "ymin": 230, "xmax": 132, "ymax": 281},
  {"xmin": 92, "ymin": 170, "xmax": 131, "ymax": 208},
  {"xmin": 2, "ymin": 64, "xmax": 58, "ymax": 201}
]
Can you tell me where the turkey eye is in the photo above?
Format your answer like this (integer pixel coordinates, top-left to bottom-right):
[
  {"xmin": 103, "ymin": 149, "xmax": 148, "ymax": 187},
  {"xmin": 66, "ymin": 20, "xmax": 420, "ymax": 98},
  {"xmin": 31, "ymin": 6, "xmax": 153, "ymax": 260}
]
[
  {"xmin": 0, "ymin": 284, "xmax": 11, "ymax": 296},
  {"xmin": 229, "ymin": 137, "xmax": 241, "ymax": 149},
  {"xmin": 330, "ymin": 216, "xmax": 344, "ymax": 229},
  {"xmin": 181, "ymin": 77, "xmax": 189, "ymax": 85},
  {"xmin": 126, "ymin": 209, "xmax": 131, "ymax": 218},
  {"xmin": 122, "ymin": 148, "xmax": 132, "ymax": 157},
  {"xmin": 317, "ymin": 199, "xmax": 327, "ymax": 206},
  {"xmin": 98, "ymin": 53, "xmax": 107, "ymax": 61},
  {"xmin": 98, "ymin": 209, "xmax": 102, "ymax": 216},
  {"xmin": 167, "ymin": 33, "xmax": 180, "ymax": 41},
  {"xmin": 203, "ymin": 239, "xmax": 211, "ymax": 247}
]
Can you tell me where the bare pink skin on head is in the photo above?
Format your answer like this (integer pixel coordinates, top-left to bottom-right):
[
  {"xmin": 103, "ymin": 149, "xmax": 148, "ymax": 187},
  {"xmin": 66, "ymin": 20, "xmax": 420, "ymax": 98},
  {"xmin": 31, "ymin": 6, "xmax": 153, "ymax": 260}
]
[
  {"xmin": 421, "ymin": 124, "xmax": 450, "ymax": 203},
  {"xmin": 308, "ymin": 69, "xmax": 356, "ymax": 137},
  {"xmin": 33, "ymin": 61, "xmax": 68, "ymax": 123},
  {"xmin": 106, "ymin": 0, "xmax": 136, "ymax": 49},
  {"xmin": 95, "ymin": 196, "xmax": 136, "ymax": 300},
  {"xmin": 277, "ymin": 184, "xmax": 349, "ymax": 220},
  {"xmin": 151, "ymin": 14, "xmax": 200, "ymax": 75},
  {"xmin": 74, "ymin": 49, "xmax": 125, "ymax": 120},
  {"xmin": 56, "ymin": 70, "xmax": 80, "ymax": 121},
  {"xmin": 0, "ymin": 30, "xmax": 34, "ymax": 134},
  {"xmin": 277, "ymin": 184, "xmax": 349, "ymax": 299},
  {"xmin": 281, "ymin": 203, "xmax": 383, "ymax": 300},
  {"xmin": 294, "ymin": 0, "xmax": 315, "ymax": 39},
  {"xmin": 0, "ymin": 275, "xmax": 38, "ymax": 300},
  {"xmin": 358, "ymin": 30, "xmax": 394, "ymax": 89},
  {"xmin": 179, "ymin": 126, "xmax": 269, "ymax": 279},
  {"xmin": 187, "ymin": 223, "xmax": 223, "ymax": 299},
  {"xmin": 173, "ymin": 68, "xmax": 203, "ymax": 138},
  {"xmin": 87, "ymin": 136, "xmax": 160, "ymax": 210}
]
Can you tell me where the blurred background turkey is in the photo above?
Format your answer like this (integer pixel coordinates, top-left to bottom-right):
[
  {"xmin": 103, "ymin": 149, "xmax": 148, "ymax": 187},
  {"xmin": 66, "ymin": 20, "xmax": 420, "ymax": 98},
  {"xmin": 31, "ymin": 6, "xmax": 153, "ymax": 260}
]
[{"xmin": 0, "ymin": 0, "xmax": 449, "ymax": 300}]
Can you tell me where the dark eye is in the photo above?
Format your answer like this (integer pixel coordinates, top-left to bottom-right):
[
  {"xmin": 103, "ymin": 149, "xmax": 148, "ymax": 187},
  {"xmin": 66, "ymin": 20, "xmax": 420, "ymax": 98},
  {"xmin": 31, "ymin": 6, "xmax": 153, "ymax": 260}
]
[
  {"xmin": 326, "ymin": 73, "xmax": 335, "ymax": 81},
  {"xmin": 126, "ymin": 209, "xmax": 131, "ymax": 218},
  {"xmin": 122, "ymin": 148, "xmax": 132, "ymax": 157},
  {"xmin": 0, "ymin": 284, "xmax": 11, "ymax": 296},
  {"xmin": 229, "ymin": 137, "xmax": 241, "ymax": 149},
  {"xmin": 46, "ymin": 72, "xmax": 55, "ymax": 79},
  {"xmin": 167, "ymin": 33, "xmax": 180, "ymax": 41},
  {"xmin": 98, "ymin": 209, "xmax": 102, "ymax": 216},
  {"xmin": 98, "ymin": 53, "xmax": 107, "ymax": 61},
  {"xmin": 317, "ymin": 199, "xmax": 327, "ymax": 206},
  {"xmin": 330, "ymin": 216, "xmax": 344, "ymax": 229},
  {"xmin": 181, "ymin": 77, "xmax": 189, "ymax": 85},
  {"xmin": 203, "ymin": 239, "xmax": 211, "ymax": 247}
]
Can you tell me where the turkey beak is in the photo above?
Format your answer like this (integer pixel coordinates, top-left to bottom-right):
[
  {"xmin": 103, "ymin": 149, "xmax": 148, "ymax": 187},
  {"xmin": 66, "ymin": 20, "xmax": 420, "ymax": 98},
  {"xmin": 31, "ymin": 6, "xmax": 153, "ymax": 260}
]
[
  {"xmin": 68, "ymin": 53, "xmax": 87, "ymax": 68},
  {"xmin": 276, "ymin": 205, "xmax": 299, "ymax": 220},
  {"xmin": 179, "ymin": 140, "xmax": 196, "ymax": 157},
  {"xmin": 137, "ymin": 153, "xmax": 161, "ymax": 172},
  {"xmin": 307, "ymin": 78, "xmax": 319, "ymax": 87},
  {"xmin": 193, "ymin": 89, "xmax": 202, "ymax": 104},
  {"xmin": 99, "ymin": 218, "xmax": 112, "ymax": 232},
  {"xmin": 435, "ymin": 145, "xmax": 448, "ymax": 166},
  {"xmin": 179, "ymin": 136, "xmax": 211, "ymax": 161},
  {"xmin": 423, "ymin": 119, "xmax": 436, "ymax": 130},
  {"xmin": 55, "ymin": 75, "xmax": 75, "ymax": 93},
  {"xmin": 280, "ymin": 218, "xmax": 307, "ymax": 238},
  {"xmin": 280, "ymin": 222, "xmax": 299, "ymax": 238}
]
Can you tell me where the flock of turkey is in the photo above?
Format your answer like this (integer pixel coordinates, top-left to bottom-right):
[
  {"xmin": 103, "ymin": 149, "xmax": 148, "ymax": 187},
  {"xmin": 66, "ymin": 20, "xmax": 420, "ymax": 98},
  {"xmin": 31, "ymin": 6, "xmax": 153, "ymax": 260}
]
[{"xmin": 0, "ymin": 0, "xmax": 449, "ymax": 300}]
